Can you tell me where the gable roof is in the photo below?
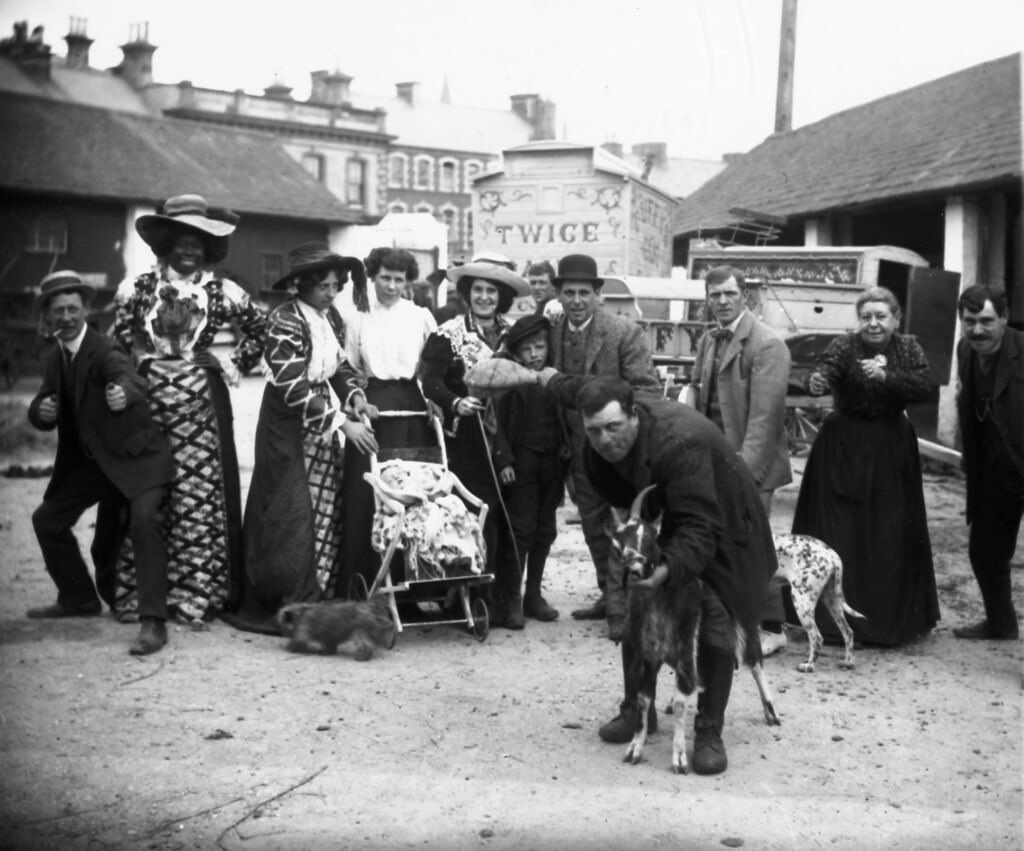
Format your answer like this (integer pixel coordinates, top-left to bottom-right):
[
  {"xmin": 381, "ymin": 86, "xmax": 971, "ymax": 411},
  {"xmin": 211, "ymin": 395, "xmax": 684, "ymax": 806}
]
[
  {"xmin": 0, "ymin": 92, "xmax": 359, "ymax": 223},
  {"xmin": 674, "ymin": 53, "xmax": 1022, "ymax": 234}
]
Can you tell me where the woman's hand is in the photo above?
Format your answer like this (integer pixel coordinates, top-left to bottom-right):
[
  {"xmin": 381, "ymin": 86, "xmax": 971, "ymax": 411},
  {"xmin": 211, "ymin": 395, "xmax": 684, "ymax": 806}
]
[
  {"xmin": 191, "ymin": 350, "xmax": 223, "ymax": 373},
  {"xmin": 859, "ymin": 358, "xmax": 886, "ymax": 381},
  {"xmin": 499, "ymin": 465, "xmax": 516, "ymax": 485},
  {"xmin": 105, "ymin": 382, "xmax": 127, "ymax": 412},
  {"xmin": 454, "ymin": 395, "xmax": 485, "ymax": 416},
  {"xmin": 633, "ymin": 563, "xmax": 669, "ymax": 589},
  {"xmin": 807, "ymin": 371, "xmax": 830, "ymax": 395},
  {"xmin": 340, "ymin": 419, "xmax": 379, "ymax": 455}
]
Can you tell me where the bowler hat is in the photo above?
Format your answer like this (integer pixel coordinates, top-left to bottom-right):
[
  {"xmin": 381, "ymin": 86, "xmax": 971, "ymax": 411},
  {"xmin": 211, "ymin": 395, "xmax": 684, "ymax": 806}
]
[
  {"xmin": 272, "ymin": 242, "xmax": 368, "ymax": 310},
  {"xmin": 505, "ymin": 314, "xmax": 551, "ymax": 352},
  {"xmin": 34, "ymin": 270, "xmax": 95, "ymax": 311},
  {"xmin": 135, "ymin": 194, "xmax": 239, "ymax": 264},
  {"xmin": 552, "ymin": 253, "xmax": 603, "ymax": 289},
  {"xmin": 448, "ymin": 262, "xmax": 530, "ymax": 315}
]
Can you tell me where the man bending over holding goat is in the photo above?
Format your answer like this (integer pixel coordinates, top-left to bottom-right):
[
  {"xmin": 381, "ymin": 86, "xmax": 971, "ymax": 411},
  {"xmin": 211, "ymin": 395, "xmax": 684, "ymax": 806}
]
[{"xmin": 539, "ymin": 373, "xmax": 777, "ymax": 774}]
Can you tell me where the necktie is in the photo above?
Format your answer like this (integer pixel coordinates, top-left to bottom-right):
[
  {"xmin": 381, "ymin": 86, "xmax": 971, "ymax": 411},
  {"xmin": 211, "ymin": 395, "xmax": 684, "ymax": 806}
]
[{"xmin": 709, "ymin": 326, "xmax": 732, "ymax": 340}]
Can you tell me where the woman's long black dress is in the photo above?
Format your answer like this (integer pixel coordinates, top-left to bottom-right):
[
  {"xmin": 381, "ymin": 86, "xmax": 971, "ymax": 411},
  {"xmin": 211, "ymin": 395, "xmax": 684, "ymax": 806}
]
[{"xmin": 791, "ymin": 332, "xmax": 940, "ymax": 646}]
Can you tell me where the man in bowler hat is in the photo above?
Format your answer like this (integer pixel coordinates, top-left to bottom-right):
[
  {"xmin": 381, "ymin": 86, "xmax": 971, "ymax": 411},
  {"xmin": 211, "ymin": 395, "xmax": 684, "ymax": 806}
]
[
  {"xmin": 546, "ymin": 253, "xmax": 660, "ymax": 640},
  {"xmin": 27, "ymin": 271, "xmax": 175, "ymax": 655}
]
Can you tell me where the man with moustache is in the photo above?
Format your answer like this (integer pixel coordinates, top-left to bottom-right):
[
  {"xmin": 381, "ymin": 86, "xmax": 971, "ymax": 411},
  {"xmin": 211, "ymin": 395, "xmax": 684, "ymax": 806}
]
[
  {"xmin": 26, "ymin": 271, "xmax": 174, "ymax": 655},
  {"xmin": 952, "ymin": 284, "xmax": 1022, "ymax": 641}
]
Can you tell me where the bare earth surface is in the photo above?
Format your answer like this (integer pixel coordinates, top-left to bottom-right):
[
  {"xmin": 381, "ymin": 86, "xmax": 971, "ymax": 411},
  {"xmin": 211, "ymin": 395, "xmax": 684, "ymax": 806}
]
[{"xmin": 1, "ymin": 377, "xmax": 1021, "ymax": 851}]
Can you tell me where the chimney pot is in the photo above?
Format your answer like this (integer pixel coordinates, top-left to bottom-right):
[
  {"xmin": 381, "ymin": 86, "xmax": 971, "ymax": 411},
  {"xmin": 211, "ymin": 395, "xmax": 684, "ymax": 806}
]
[{"xmin": 63, "ymin": 16, "xmax": 92, "ymax": 69}]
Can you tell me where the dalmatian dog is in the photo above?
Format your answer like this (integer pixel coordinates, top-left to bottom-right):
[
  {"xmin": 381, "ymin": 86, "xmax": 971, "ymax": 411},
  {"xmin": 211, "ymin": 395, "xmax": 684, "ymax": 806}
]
[{"xmin": 772, "ymin": 534, "xmax": 866, "ymax": 673}]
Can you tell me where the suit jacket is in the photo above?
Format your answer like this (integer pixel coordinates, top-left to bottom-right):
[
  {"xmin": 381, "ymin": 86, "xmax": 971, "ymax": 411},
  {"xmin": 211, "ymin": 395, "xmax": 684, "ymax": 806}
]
[
  {"xmin": 549, "ymin": 309, "xmax": 660, "ymax": 392},
  {"xmin": 956, "ymin": 327, "xmax": 1024, "ymax": 522},
  {"xmin": 28, "ymin": 327, "xmax": 174, "ymax": 501},
  {"xmin": 690, "ymin": 311, "xmax": 792, "ymax": 491}
]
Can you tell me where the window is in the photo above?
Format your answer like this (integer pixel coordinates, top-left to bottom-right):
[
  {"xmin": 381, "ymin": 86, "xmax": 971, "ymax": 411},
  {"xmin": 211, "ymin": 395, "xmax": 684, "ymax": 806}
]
[
  {"xmin": 260, "ymin": 253, "xmax": 284, "ymax": 289},
  {"xmin": 463, "ymin": 160, "xmax": 482, "ymax": 192},
  {"xmin": 414, "ymin": 203, "xmax": 433, "ymax": 215},
  {"xmin": 465, "ymin": 211, "xmax": 474, "ymax": 245},
  {"xmin": 25, "ymin": 218, "xmax": 68, "ymax": 253},
  {"xmin": 439, "ymin": 160, "xmax": 457, "ymax": 193},
  {"xmin": 388, "ymin": 153, "xmax": 407, "ymax": 188},
  {"xmin": 388, "ymin": 201, "xmax": 408, "ymax": 214},
  {"xmin": 346, "ymin": 159, "xmax": 367, "ymax": 206},
  {"xmin": 301, "ymin": 152, "xmax": 325, "ymax": 182},
  {"xmin": 439, "ymin": 206, "xmax": 458, "ymax": 241},
  {"xmin": 414, "ymin": 155, "xmax": 433, "ymax": 190}
]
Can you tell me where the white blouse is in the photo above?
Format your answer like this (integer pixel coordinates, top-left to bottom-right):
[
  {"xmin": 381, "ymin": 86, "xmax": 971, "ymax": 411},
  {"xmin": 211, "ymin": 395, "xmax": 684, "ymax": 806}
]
[
  {"xmin": 296, "ymin": 298, "xmax": 344, "ymax": 384},
  {"xmin": 346, "ymin": 298, "xmax": 437, "ymax": 380}
]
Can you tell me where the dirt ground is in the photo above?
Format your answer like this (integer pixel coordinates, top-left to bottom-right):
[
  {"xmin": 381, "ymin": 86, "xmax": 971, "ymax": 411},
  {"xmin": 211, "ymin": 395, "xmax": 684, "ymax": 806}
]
[{"xmin": 0, "ymin": 376, "xmax": 1021, "ymax": 851}]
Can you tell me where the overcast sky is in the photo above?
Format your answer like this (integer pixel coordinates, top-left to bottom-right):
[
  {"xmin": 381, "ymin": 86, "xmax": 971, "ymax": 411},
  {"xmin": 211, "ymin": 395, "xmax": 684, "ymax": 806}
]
[{"xmin": 6, "ymin": 0, "xmax": 1023, "ymax": 159}]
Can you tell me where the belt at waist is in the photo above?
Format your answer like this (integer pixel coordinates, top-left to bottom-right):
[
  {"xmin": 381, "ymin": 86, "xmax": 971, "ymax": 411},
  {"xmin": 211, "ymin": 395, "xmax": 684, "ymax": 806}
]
[{"xmin": 367, "ymin": 377, "xmax": 417, "ymax": 387}]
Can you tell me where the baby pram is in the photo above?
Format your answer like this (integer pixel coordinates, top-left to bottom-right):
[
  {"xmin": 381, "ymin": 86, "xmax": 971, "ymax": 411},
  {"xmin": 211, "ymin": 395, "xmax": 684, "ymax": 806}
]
[{"xmin": 359, "ymin": 412, "xmax": 493, "ymax": 641}]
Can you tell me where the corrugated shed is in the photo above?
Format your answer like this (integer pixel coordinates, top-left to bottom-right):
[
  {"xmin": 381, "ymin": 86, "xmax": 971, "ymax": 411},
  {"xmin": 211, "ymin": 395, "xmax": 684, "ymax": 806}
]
[
  {"xmin": 0, "ymin": 93, "xmax": 359, "ymax": 223},
  {"xmin": 674, "ymin": 54, "xmax": 1022, "ymax": 234}
]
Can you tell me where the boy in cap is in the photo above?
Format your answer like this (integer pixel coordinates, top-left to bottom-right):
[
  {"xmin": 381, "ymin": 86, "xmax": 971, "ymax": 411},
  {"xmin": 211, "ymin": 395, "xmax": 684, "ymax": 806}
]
[
  {"xmin": 492, "ymin": 315, "xmax": 568, "ymax": 626},
  {"xmin": 26, "ymin": 271, "xmax": 174, "ymax": 655}
]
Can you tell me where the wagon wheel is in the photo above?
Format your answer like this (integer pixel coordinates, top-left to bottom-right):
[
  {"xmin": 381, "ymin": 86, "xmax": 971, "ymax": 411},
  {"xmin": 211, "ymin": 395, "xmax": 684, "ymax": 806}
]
[
  {"xmin": 785, "ymin": 407, "xmax": 822, "ymax": 456},
  {"xmin": 470, "ymin": 597, "xmax": 489, "ymax": 641},
  {"xmin": 348, "ymin": 573, "xmax": 369, "ymax": 602}
]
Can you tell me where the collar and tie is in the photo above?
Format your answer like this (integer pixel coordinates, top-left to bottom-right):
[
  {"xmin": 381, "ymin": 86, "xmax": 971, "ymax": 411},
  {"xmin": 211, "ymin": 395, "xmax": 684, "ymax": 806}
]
[{"xmin": 709, "ymin": 326, "xmax": 732, "ymax": 341}]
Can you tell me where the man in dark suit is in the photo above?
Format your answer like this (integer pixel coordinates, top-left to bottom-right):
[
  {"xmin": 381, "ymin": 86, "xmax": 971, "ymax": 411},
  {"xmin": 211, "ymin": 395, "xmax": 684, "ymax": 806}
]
[
  {"xmin": 953, "ymin": 284, "xmax": 1022, "ymax": 640},
  {"xmin": 548, "ymin": 253, "xmax": 661, "ymax": 640},
  {"xmin": 27, "ymin": 271, "xmax": 175, "ymax": 655},
  {"xmin": 685, "ymin": 265, "xmax": 792, "ymax": 656}
]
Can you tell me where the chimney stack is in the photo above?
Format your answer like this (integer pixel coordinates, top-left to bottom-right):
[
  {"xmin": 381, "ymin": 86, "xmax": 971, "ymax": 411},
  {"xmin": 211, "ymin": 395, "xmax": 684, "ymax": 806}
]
[
  {"xmin": 602, "ymin": 142, "xmax": 624, "ymax": 158},
  {"xmin": 510, "ymin": 94, "xmax": 556, "ymax": 141},
  {"xmin": 396, "ymin": 81, "xmax": 420, "ymax": 106},
  {"xmin": 631, "ymin": 142, "xmax": 667, "ymax": 167},
  {"xmin": 117, "ymin": 22, "xmax": 156, "ymax": 88},
  {"xmin": 309, "ymin": 70, "xmax": 351, "ymax": 105},
  {"xmin": 0, "ymin": 21, "xmax": 53, "ymax": 80},
  {"xmin": 63, "ymin": 17, "xmax": 92, "ymax": 69},
  {"xmin": 264, "ymin": 78, "xmax": 293, "ymax": 100}
]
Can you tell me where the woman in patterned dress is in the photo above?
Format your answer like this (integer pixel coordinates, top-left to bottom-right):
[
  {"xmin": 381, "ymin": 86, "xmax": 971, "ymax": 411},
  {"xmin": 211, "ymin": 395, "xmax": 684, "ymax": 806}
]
[
  {"xmin": 792, "ymin": 286, "xmax": 940, "ymax": 645},
  {"xmin": 417, "ymin": 261, "xmax": 531, "ymax": 628},
  {"xmin": 339, "ymin": 247, "xmax": 437, "ymax": 597},
  {"xmin": 113, "ymin": 194, "xmax": 266, "ymax": 624},
  {"xmin": 225, "ymin": 244, "xmax": 378, "ymax": 634}
]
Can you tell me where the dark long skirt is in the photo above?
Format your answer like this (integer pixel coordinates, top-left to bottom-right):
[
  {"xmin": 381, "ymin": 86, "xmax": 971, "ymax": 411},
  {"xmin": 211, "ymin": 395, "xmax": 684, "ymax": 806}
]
[
  {"xmin": 339, "ymin": 379, "xmax": 435, "ymax": 596},
  {"xmin": 791, "ymin": 412, "xmax": 940, "ymax": 645},
  {"xmin": 224, "ymin": 383, "xmax": 343, "ymax": 635}
]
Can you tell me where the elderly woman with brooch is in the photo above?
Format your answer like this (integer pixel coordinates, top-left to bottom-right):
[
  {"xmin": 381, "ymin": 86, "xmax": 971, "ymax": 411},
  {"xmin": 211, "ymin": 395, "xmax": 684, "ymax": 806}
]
[
  {"xmin": 792, "ymin": 286, "xmax": 939, "ymax": 646},
  {"xmin": 225, "ymin": 244, "xmax": 378, "ymax": 635},
  {"xmin": 113, "ymin": 194, "xmax": 267, "ymax": 624},
  {"xmin": 417, "ymin": 260, "xmax": 532, "ymax": 628}
]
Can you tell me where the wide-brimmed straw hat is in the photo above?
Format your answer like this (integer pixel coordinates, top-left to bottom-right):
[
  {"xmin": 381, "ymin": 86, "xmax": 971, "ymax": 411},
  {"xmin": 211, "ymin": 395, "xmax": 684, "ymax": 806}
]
[
  {"xmin": 447, "ymin": 262, "xmax": 530, "ymax": 315},
  {"xmin": 135, "ymin": 194, "xmax": 239, "ymax": 264},
  {"xmin": 552, "ymin": 253, "xmax": 604, "ymax": 289},
  {"xmin": 34, "ymin": 270, "xmax": 95, "ymax": 311},
  {"xmin": 272, "ymin": 242, "xmax": 369, "ymax": 310}
]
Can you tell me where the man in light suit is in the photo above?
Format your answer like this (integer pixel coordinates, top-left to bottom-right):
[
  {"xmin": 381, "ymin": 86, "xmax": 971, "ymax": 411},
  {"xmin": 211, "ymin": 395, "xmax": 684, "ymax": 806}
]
[
  {"xmin": 27, "ymin": 271, "xmax": 175, "ymax": 655},
  {"xmin": 953, "ymin": 284, "xmax": 1021, "ymax": 641},
  {"xmin": 686, "ymin": 266, "xmax": 792, "ymax": 655},
  {"xmin": 548, "ymin": 253, "xmax": 661, "ymax": 640}
]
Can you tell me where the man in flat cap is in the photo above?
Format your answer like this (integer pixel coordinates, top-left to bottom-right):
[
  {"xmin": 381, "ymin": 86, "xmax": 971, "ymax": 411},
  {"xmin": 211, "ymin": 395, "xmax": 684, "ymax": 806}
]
[{"xmin": 26, "ymin": 271, "xmax": 174, "ymax": 655}]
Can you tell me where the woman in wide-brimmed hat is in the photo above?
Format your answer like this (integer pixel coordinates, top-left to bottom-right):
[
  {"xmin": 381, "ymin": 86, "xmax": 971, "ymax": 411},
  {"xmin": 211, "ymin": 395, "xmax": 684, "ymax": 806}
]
[
  {"xmin": 111, "ymin": 193, "xmax": 267, "ymax": 624},
  {"xmin": 224, "ymin": 244, "xmax": 378, "ymax": 634},
  {"xmin": 417, "ymin": 261, "xmax": 531, "ymax": 629},
  {"xmin": 337, "ymin": 247, "xmax": 439, "ymax": 599}
]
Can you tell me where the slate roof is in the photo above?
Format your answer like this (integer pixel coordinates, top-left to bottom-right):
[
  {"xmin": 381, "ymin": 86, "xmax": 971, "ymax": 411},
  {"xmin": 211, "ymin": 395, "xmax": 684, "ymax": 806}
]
[
  {"xmin": 0, "ymin": 92, "xmax": 359, "ymax": 223},
  {"xmin": 674, "ymin": 53, "xmax": 1022, "ymax": 234}
]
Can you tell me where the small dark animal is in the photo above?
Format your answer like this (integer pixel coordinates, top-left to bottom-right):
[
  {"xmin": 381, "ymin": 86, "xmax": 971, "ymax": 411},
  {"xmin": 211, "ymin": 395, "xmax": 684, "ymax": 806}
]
[
  {"xmin": 609, "ymin": 485, "xmax": 780, "ymax": 774},
  {"xmin": 277, "ymin": 596, "xmax": 396, "ymax": 661},
  {"xmin": 772, "ymin": 533, "xmax": 866, "ymax": 673}
]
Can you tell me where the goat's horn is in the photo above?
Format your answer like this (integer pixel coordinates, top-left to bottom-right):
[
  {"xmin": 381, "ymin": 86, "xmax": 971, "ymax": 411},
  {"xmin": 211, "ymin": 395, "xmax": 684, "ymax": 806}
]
[{"xmin": 629, "ymin": 484, "xmax": 658, "ymax": 520}]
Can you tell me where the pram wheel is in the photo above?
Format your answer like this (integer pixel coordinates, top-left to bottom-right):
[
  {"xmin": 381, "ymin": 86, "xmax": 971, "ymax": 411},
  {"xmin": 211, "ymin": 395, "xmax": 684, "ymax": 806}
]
[
  {"xmin": 348, "ymin": 573, "xmax": 369, "ymax": 601},
  {"xmin": 470, "ymin": 597, "xmax": 489, "ymax": 641}
]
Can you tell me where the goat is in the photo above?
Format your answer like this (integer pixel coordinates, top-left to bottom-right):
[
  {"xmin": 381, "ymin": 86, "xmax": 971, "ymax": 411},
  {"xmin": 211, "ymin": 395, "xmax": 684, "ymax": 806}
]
[{"xmin": 609, "ymin": 485, "xmax": 781, "ymax": 774}]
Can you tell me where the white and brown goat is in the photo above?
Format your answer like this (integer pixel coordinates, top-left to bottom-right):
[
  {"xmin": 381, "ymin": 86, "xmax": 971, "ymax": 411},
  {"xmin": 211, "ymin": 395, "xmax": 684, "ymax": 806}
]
[{"xmin": 609, "ymin": 485, "xmax": 781, "ymax": 774}]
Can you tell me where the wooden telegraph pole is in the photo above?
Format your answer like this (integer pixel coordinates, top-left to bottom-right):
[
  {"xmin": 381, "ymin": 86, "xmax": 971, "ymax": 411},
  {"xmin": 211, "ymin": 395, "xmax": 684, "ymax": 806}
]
[{"xmin": 775, "ymin": 0, "xmax": 798, "ymax": 133}]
